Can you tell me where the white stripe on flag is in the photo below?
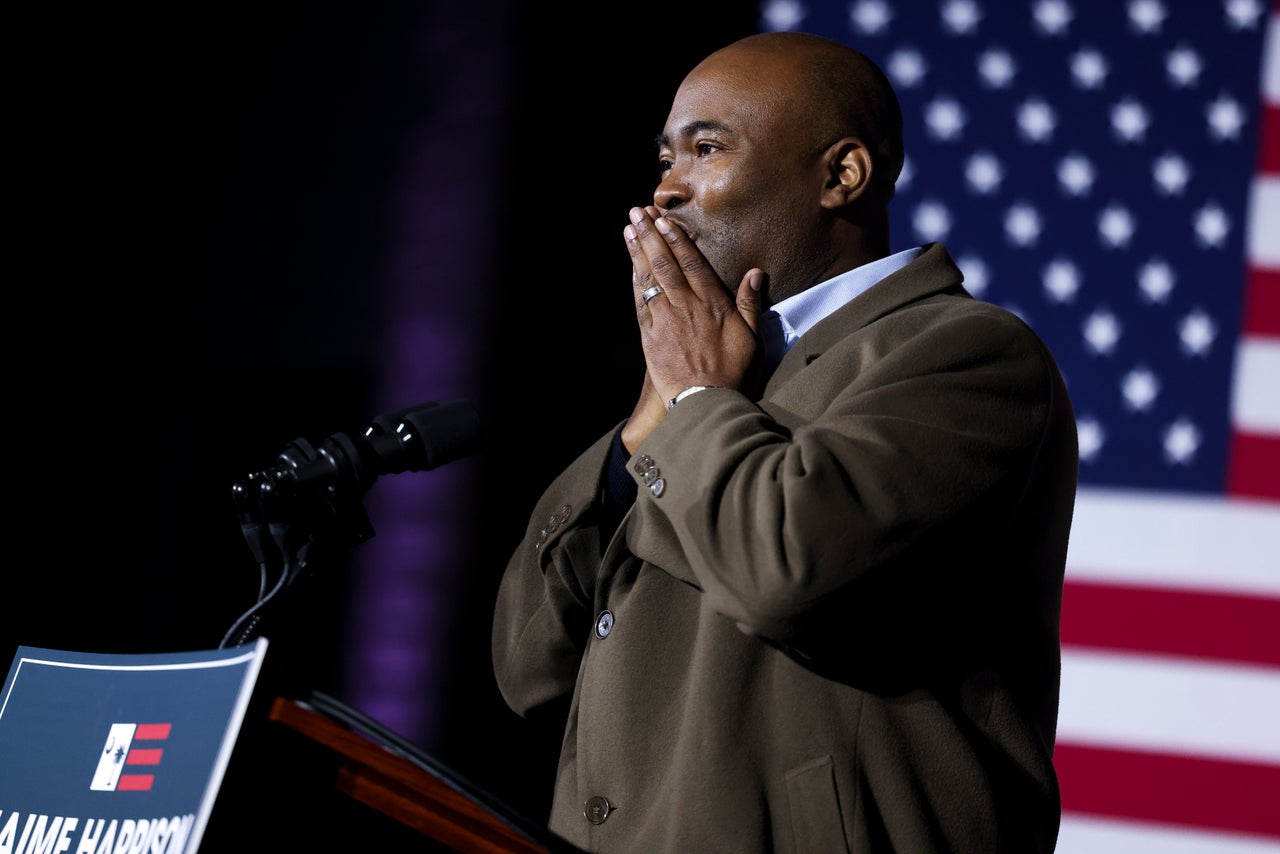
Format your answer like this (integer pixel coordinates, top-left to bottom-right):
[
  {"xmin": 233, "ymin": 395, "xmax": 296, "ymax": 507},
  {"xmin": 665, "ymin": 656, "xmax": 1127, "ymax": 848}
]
[
  {"xmin": 1058, "ymin": 813, "xmax": 1280, "ymax": 854},
  {"xmin": 1248, "ymin": 176, "xmax": 1280, "ymax": 268},
  {"xmin": 1233, "ymin": 337, "xmax": 1280, "ymax": 433},
  {"xmin": 1058, "ymin": 648, "xmax": 1280, "ymax": 764},
  {"xmin": 1065, "ymin": 488, "xmax": 1280, "ymax": 597}
]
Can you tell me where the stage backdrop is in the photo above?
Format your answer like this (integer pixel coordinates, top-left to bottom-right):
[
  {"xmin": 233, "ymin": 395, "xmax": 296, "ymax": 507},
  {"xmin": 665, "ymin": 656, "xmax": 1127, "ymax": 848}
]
[{"xmin": 760, "ymin": 1, "xmax": 1280, "ymax": 851}]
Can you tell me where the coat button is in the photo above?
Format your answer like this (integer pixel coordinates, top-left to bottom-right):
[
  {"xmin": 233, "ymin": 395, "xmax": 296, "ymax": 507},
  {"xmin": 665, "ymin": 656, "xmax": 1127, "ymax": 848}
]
[
  {"xmin": 584, "ymin": 795, "xmax": 612, "ymax": 825},
  {"xmin": 595, "ymin": 610, "xmax": 614, "ymax": 638}
]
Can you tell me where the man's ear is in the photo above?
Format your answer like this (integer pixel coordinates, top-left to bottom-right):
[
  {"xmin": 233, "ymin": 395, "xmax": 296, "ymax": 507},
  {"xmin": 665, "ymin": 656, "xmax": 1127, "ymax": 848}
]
[{"xmin": 820, "ymin": 139, "xmax": 873, "ymax": 209}]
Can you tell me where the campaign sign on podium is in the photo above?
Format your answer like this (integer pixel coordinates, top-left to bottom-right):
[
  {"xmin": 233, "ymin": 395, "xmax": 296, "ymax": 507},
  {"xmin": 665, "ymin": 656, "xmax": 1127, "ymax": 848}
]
[{"xmin": 0, "ymin": 640, "xmax": 267, "ymax": 854}]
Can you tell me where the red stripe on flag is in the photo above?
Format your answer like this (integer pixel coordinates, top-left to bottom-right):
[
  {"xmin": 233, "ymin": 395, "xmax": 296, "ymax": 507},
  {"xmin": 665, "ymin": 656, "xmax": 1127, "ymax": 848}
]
[
  {"xmin": 1260, "ymin": 103, "xmax": 1279, "ymax": 174},
  {"xmin": 1226, "ymin": 430, "xmax": 1280, "ymax": 500},
  {"xmin": 1061, "ymin": 580, "xmax": 1280, "ymax": 667},
  {"xmin": 1055, "ymin": 742, "xmax": 1280, "ymax": 838},
  {"xmin": 116, "ymin": 774, "xmax": 154, "ymax": 791},
  {"xmin": 134, "ymin": 723, "xmax": 171, "ymax": 740},
  {"xmin": 125, "ymin": 748, "xmax": 164, "ymax": 765},
  {"xmin": 1241, "ymin": 268, "xmax": 1280, "ymax": 336}
]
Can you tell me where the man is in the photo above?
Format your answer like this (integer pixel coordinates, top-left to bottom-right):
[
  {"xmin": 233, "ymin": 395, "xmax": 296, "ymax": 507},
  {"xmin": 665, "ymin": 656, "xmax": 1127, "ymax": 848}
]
[{"xmin": 492, "ymin": 30, "xmax": 1077, "ymax": 853}]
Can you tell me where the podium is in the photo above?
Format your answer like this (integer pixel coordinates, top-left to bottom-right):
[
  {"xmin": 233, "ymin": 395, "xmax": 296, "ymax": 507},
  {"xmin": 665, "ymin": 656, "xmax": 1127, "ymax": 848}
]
[
  {"xmin": 0, "ymin": 642, "xmax": 580, "ymax": 852},
  {"xmin": 266, "ymin": 694, "xmax": 585, "ymax": 854}
]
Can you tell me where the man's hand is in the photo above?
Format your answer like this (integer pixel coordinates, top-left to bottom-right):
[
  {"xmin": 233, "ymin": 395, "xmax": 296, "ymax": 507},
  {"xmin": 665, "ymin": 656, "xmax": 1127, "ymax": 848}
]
[
  {"xmin": 624, "ymin": 205, "xmax": 764, "ymax": 422},
  {"xmin": 620, "ymin": 371, "xmax": 667, "ymax": 455}
]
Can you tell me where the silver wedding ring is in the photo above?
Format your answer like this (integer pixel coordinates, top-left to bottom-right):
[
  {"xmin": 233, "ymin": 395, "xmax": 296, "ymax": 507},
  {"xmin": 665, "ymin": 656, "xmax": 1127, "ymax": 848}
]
[{"xmin": 641, "ymin": 285, "xmax": 665, "ymax": 306}]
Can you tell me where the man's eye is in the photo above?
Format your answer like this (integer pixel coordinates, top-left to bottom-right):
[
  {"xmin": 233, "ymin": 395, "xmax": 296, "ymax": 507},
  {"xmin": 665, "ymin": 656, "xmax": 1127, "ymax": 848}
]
[
  {"xmin": 658, "ymin": 158, "xmax": 674, "ymax": 173},
  {"xmin": 696, "ymin": 142, "xmax": 719, "ymax": 156}
]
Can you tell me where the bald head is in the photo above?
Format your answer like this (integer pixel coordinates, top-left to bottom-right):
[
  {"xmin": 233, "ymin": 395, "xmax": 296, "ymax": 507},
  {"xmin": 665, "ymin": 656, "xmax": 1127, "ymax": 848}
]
[
  {"xmin": 695, "ymin": 32, "xmax": 904, "ymax": 202},
  {"xmin": 652, "ymin": 31, "xmax": 905, "ymax": 298}
]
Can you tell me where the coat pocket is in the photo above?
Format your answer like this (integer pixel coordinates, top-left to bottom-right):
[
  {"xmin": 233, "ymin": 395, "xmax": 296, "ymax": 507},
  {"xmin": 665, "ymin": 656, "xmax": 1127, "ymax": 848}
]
[{"xmin": 784, "ymin": 754, "xmax": 850, "ymax": 854}]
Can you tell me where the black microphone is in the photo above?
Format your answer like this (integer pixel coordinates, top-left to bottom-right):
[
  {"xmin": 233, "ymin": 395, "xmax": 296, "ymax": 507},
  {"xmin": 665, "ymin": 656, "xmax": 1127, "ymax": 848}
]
[
  {"xmin": 223, "ymin": 400, "xmax": 480, "ymax": 637},
  {"xmin": 265, "ymin": 399, "xmax": 481, "ymax": 495}
]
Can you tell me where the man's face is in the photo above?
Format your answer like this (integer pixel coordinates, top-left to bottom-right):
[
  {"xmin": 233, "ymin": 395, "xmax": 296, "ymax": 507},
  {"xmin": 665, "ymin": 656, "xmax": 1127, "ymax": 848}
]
[{"xmin": 654, "ymin": 50, "xmax": 827, "ymax": 298}]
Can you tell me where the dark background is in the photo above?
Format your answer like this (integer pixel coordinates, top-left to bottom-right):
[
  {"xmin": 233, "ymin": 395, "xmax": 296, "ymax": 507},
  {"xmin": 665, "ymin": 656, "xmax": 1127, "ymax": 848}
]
[{"xmin": 9, "ymin": 3, "xmax": 757, "ymax": 848}]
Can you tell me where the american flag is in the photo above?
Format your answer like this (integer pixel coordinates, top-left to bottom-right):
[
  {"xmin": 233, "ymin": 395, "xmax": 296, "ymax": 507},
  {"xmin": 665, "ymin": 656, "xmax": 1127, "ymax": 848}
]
[{"xmin": 762, "ymin": 1, "xmax": 1279, "ymax": 850}]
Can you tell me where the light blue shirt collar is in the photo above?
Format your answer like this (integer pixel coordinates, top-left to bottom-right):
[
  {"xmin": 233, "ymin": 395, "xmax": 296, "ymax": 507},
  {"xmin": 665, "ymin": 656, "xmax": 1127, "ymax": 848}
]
[{"xmin": 760, "ymin": 246, "xmax": 925, "ymax": 374}]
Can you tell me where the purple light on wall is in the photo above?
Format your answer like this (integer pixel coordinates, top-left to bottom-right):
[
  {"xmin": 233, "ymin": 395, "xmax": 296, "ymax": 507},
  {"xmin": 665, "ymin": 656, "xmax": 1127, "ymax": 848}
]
[{"xmin": 341, "ymin": 11, "xmax": 513, "ymax": 749}]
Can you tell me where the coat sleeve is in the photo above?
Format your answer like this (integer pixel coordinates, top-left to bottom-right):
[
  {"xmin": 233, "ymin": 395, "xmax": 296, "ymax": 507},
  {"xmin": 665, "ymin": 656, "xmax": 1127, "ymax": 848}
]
[
  {"xmin": 491, "ymin": 426, "xmax": 621, "ymax": 717},
  {"xmin": 626, "ymin": 301, "xmax": 1077, "ymax": 670}
]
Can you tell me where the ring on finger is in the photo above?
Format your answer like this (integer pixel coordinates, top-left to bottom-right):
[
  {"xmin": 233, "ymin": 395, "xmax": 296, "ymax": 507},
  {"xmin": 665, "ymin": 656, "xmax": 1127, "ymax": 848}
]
[{"xmin": 641, "ymin": 284, "xmax": 665, "ymax": 306}]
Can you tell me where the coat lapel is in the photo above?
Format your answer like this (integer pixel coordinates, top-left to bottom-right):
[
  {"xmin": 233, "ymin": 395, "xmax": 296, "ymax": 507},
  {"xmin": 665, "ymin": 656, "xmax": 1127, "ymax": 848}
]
[{"xmin": 765, "ymin": 242, "xmax": 969, "ymax": 392}]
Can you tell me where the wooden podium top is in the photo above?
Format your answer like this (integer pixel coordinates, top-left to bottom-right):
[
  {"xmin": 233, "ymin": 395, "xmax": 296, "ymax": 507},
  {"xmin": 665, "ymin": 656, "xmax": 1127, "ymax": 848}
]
[{"xmin": 268, "ymin": 696, "xmax": 572, "ymax": 854}]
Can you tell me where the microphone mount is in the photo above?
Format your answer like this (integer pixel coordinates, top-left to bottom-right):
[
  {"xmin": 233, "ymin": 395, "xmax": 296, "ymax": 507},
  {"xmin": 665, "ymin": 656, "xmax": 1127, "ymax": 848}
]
[{"xmin": 221, "ymin": 399, "xmax": 481, "ymax": 648}]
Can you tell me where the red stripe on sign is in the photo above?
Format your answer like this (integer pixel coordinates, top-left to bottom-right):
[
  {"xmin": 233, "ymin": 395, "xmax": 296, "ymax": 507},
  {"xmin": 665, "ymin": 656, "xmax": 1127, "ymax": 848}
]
[
  {"xmin": 134, "ymin": 723, "xmax": 171, "ymax": 740},
  {"xmin": 1241, "ymin": 268, "xmax": 1280, "ymax": 336},
  {"xmin": 1055, "ymin": 742, "xmax": 1280, "ymax": 838},
  {"xmin": 116, "ymin": 775, "xmax": 155, "ymax": 792},
  {"xmin": 125, "ymin": 749, "xmax": 164, "ymax": 765},
  {"xmin": 1061, "ymin": 580, "xmax": 1280, "ymax": 667},
  {"xmin": 1226, "ymin": 430, "xmax": 1280, "ymax": 500}
]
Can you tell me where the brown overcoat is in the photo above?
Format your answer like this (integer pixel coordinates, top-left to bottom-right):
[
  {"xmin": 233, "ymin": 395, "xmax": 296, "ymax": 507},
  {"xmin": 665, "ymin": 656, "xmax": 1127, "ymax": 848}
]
[{"xmin": 493, "ymin": 243, "xmax": 1079, "ymax": 853}]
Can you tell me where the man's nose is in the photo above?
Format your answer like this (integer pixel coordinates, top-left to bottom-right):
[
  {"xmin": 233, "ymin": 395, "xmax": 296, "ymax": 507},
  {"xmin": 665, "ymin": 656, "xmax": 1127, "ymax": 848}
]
[{"xmin": 653, "ymin": 171, "xmax": 688, "ymax": 211}]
